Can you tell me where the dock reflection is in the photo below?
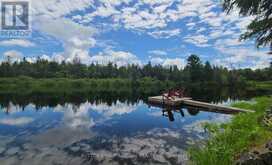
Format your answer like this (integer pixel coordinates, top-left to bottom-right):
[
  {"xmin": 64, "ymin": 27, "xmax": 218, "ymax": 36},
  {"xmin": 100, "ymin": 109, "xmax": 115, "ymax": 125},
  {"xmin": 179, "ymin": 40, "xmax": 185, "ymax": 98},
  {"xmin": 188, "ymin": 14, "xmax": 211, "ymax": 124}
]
[{"xmin": 161, "ymin": 106, "xmax": 201, "ymax": 122}]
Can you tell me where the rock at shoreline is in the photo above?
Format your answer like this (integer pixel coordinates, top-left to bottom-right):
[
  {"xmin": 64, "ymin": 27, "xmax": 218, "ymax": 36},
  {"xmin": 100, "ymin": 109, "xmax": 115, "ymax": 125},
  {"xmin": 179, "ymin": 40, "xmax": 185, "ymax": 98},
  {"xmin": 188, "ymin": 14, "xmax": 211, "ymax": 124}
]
[
  {"xmin": 236, "ymin": 141, "xmax": 272, "ymax": 165},
  {"xmin": 263, "ymin": 107, "xmax": 272, "ymax": 129}
]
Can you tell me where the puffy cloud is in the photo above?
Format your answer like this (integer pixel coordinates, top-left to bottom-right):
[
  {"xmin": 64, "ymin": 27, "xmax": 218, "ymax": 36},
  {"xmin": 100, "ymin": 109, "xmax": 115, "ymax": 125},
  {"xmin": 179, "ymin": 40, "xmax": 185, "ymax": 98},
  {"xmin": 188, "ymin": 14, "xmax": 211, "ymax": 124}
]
[
  {"xmin": 15, "ymin": 49, "xmax": 141, "ymax": 67},
  {"xmin": 52, "ymin": 54, "xmax": 66, "ymax": 63},
  {"xmin": 148, "ymin": 29, "xmax": 181, "ymax": 39},
  {"xmin": 30, "ymin": 0, "xmax": 97, "ymax": 64},
  {"xmin": 40, "ymin": 55, "xmax": 52, "ymax": 61},
  {"xmin": 90, "ymin": 50, "xmax": 142, "ymax": 67},
  {"xmin": 0, "ymin": 0, "xmax": 266, "ymax": 69},
  {"xmin": 3, "ymin": 50, "xmax": 23, "ymax": 61},
  {"xmin": 212, "ymin": 47, "xmax": 271, "ymax": 69},
  {"xmin": 68, "ymin": 37, "xmax": 96, "ymax": 48},
  {"xmin": 34, "ymin": 17, "xmax": 97, "ymax": 61},
  {"xmin": 35, "ymin": 18, "xmax": 97, "ymax": 51},
  {"xmin": 163, "ymin": 58, "xmax": 186, "ymax": 69},
  {"xmin": 214, "ymin": 38, "xmax": 243, "ymax": 47},
  {"xmin": 148, "ymin": 50, "xmax": 167, "ymax": 56},
  {"xmin": 150, "ymin": 57, "xmax": 165, "ymax": 65},
  {"xmin": 150, "ymin": 57, "xmax": 186, "ymax": 69},
  {"xmin": 0, "ymin": 39, "xmax": 35, "ymax": 47},
  {"xmin": 31, "ymin": 0, "xmax": 93, "ymax": 19},
  {"xmin": 184, "ymin": 35, "xmax": 210, "ymax": 47}
]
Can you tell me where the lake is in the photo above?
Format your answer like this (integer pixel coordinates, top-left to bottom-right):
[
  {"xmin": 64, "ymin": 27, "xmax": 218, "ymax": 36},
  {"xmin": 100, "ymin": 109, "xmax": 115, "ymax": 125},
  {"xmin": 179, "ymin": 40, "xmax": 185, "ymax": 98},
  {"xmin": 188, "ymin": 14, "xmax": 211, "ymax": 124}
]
[{"xmin": 0, "ymin": 88, "xmax": 266, "ymax": 165}]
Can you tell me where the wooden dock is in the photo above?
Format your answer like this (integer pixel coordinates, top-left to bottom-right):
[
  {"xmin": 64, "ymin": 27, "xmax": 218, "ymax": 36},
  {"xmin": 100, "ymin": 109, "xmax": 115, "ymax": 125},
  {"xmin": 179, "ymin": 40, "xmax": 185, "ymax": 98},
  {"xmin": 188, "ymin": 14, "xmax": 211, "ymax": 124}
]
[{"xmin": 148, "ymin": 96, "xmax": 254, "ymax": 113}]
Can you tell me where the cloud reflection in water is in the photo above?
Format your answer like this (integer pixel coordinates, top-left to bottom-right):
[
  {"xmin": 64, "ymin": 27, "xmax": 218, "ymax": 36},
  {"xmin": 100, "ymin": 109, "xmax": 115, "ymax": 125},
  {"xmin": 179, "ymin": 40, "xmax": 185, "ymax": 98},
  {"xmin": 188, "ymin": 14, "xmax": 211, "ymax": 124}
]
[{"xmin": 0, "ymin": 100, "xmax": 232, "ymax": 165}]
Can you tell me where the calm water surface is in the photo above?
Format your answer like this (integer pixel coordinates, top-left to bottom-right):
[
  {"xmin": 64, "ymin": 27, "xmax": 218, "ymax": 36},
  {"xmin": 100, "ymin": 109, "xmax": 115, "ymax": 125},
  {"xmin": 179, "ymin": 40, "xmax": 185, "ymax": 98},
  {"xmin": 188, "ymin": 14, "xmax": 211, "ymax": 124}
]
[{"xmin": 0, "ymin": 89, "xmax": 261, "ymax": 165}]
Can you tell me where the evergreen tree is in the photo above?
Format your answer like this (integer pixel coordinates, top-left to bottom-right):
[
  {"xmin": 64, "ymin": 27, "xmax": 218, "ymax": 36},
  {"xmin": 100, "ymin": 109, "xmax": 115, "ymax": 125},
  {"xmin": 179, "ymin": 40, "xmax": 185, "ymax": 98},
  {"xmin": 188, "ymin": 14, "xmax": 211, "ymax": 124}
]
[
  {"xmin": 223, "ymin": 0, "xmax": 272, "ymax": 50},
  {"xmin": 186, "ymin": 55, "xmax": 203, "ymax": 82}
]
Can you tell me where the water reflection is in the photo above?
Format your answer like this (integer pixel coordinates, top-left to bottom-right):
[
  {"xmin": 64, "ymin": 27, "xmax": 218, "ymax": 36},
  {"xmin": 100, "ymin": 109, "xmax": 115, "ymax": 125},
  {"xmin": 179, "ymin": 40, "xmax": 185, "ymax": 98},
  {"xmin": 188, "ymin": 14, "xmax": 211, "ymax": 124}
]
[
  {"xmin": 0, "ymin": 85, "xmax": 270, "ymax": 109},
  {"xmin": 162, "ymin": 109, "xmax": 175, "ymax": 122},
  {"xmin": 0, "ymin": 97, "xmax": 234, "ymax": 165},
  {"xmin": 162, "ymin": 108, "xmax": 201, "ymax": 122},
  {"xmin": 2, "ymin": 84, "xmax": 269, "ymax": 165}
]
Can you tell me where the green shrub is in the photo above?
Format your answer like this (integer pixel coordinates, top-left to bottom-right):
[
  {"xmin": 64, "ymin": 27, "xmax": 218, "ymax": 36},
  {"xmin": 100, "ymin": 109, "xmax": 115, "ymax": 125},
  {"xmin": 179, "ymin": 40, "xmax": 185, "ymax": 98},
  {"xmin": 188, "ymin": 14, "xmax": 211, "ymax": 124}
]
[{"xmin": 189, "ymin": 96, "xmax": 272, "ymax": 165}]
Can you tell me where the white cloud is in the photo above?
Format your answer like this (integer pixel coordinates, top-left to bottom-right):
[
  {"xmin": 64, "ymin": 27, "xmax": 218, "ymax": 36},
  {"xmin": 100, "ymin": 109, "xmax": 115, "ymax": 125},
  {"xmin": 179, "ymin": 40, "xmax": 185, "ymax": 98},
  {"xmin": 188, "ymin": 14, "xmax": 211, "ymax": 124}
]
[
  {"xmin": 184, "ymin": 35, "xmax": 210, "ymax": 47},
  {"xmin": 213, "ymin": 47, "xmax": 271, "ymax": 69},
  {"xmin": 68, "ymin": 37, "xmax": 96, "ymax": 48},
  {"xmin": 24, "ymin": 57, "xmax": 36, "ymax": 63},
  {"xmin": 148, "ymin": 50, "xmax": 167, "ymax": 56},
  {"xmin": 31, "ymin": 0, "xmax": 93, "ymax": 19},
  {"xmin": 3, "ymin": 50, "xmax": 23, "ymax": 61},
  {"xmin": 148, "ymin": 29, "xmax": 181, "ymax": 39},
  {"xmin": 52, "ymin": 54, "xmax": 66, "ymax": 63},
  {"xmin": 16, "ymin": 49, "xmax": 141, "ymax": 67},
  {"xmin": 163, "ymin": 58, "xmax": 186, "ymax": 69},
  {"xmin": 40, "ymin": 55, "xmax": 52, "ymax": 61},
  {"xmin": 20, "ymin": 54, "xmax": 66, "ymax": 64},
  {"xmin": 0, "ymin": 39, "xmax": 35, "ymax": 47},
  {"xmin": 150, "ymin": 57, "xmax": 186, "ymax": 69},
  {"xmin": 85, "ymin": 3, "xmax": 120, "ymax": 19},
  {"xmin": 65, "ymin": 49, "xmax": 92, "ymax": 64},
  {"xmin": 215, "ymin": 38, "xmax": 243, "ymax": 47},
  {"xmin": 34, "ymin": 17, "xmax": 97, "ymax": 63},
  {"xmin": 29, "ymin": 0, "xmax": 98, "ymax": 64},
  {"xmin": 150, "ymin": 57, "xmax": 164, "ymax": 65},
  {"xmin": 90, "ymin": 50, "xmax": 142, "ymax": 67},
  {"xmin": 3, "ymin": 0, "xmax": 266, "ymax": 69}
]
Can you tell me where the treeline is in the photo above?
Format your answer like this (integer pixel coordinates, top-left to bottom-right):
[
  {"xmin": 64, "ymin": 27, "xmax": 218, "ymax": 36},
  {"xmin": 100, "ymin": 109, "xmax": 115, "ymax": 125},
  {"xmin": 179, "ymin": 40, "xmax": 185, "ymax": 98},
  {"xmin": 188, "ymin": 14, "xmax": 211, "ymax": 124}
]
[{"xmin": 0, "ymin": 54, "xmax": 271, "ymax": 85}]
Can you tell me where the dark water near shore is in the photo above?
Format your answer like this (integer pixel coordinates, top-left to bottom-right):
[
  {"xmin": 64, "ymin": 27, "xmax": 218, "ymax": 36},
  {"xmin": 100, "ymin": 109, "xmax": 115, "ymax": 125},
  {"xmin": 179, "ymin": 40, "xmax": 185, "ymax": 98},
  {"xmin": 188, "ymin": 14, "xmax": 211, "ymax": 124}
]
[{"xmin": 0, "ymin": 87, "xmax": 269, "ymax": 165}]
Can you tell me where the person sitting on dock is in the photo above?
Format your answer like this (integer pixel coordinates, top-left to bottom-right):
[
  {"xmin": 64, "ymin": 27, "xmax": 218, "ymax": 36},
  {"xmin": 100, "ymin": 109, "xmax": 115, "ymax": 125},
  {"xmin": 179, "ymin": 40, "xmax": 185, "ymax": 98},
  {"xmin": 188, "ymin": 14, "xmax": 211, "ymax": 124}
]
[{"xmin": 162, "ymin": 88, "xmax": 185, "ymax": 100}]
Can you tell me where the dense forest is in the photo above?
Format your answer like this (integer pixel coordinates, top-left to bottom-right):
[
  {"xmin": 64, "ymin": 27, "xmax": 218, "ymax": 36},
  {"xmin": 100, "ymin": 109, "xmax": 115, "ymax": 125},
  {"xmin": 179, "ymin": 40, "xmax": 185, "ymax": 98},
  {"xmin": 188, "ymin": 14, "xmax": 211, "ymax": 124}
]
[{"xmin": 0, "ymin": 54, "xmax": 271, "ymax": 86}]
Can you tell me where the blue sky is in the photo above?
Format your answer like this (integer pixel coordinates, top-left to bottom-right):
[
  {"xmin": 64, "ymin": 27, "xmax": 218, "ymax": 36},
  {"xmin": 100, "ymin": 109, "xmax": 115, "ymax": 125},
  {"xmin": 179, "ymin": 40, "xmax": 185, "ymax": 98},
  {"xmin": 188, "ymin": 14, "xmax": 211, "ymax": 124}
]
[{"xmin": 0, "ymin": 0, "xmax": 271, "ymax": 69}]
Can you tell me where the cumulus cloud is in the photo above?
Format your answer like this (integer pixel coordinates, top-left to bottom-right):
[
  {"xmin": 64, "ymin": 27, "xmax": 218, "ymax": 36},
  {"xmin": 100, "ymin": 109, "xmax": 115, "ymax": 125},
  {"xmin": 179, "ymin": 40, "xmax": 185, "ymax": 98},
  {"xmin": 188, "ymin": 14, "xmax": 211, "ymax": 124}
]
[
  {"xmin": 31, "ymin": 0, "xmax": 93, "ymax": 19},
  {"xmin": 30, "ymin": 0, "xmax": 98, "ymax": 64},
  {"xmin": 1, "ymin": 0, "xmax": 266, "ymax": 69},
  {"xmin": 90, "ymin": 50, "xmax": 142, "ymax": 67},
  {"xmin": 163, "ymin": 58, "xmax": 186, "ymax": 69},
  {"xmin": 184, "ymin": 35, "xmax": 210, "ymax": 47},
  {"xmin": 0, "ymin": 39, "xmax": 35, "ymax": 47},
  {"xmin": 34, "ymin": 17, "xmax": 97, "ymax": 62},
  {"xmin": 16, "ymin": 49, "xmax": 141, "ymax": 67},
  {"xmin": 148, "ymin": 50, "xmax": 167, "ymax": 56},
  {"xmin": 214, "ymin": 38, "xmax": 243, "ymax": 47},
  {"xmin": 212, "ymin": 47, "xmax": 271, "ymax": 69},
  {"xmin": 150, "ymin": 57, "xmax": 165, "ymax": 65},
  {"xmin": 150, "ymin": 57, "xmax": 186, "ymax": 69},
  {"xmin": 3, "ymin": 50, "xmax": 23, "ymax": 62},
  {"xmin": 148, "ymin": 29, "xmax": 181, "ymax": 39}
]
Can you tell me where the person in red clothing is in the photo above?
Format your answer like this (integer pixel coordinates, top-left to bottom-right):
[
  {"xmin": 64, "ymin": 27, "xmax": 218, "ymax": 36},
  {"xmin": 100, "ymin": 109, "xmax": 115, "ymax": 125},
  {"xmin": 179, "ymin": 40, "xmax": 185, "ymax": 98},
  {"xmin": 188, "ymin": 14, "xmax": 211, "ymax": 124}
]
[{"xmin": 162, "ymin": 88, "xmax": 185, "ymax": 100}]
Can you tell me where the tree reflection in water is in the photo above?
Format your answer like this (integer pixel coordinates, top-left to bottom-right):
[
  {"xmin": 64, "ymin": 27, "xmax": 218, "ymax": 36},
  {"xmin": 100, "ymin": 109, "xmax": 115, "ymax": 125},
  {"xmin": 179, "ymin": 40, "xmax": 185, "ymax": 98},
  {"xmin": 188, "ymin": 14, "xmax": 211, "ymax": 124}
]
[{"xmin": 0, "ymin": 87, "xmax": 269, "ymax": 165}]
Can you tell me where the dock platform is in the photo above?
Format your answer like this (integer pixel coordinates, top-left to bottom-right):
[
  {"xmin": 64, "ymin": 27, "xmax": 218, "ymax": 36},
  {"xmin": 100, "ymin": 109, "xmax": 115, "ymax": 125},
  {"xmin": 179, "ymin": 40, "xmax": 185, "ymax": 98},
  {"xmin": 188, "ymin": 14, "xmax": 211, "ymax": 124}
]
[{"xmin": 148, "ymin": 96, "xmax": 253, "ymax": 113}]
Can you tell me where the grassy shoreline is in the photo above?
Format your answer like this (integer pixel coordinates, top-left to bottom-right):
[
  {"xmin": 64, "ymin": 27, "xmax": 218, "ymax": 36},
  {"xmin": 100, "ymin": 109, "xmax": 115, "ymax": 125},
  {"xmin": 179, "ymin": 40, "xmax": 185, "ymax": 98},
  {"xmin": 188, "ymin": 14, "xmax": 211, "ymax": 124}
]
[
  {"xmin": 189, "ymin": 96, "xmax": 272, "ymax": 165},
  {"xmin": 0, "ymin": 77, "xmax": 271, "ymax": 93},
  {"xmin": 248, "ymin": 81, "xmax": 272, "ymax": 90},
  {"xmin": 0, "ymin": 77, "xmax": 272, "ymax": 163},
  {"xmin": 0, "ymin": 77, "xmax": 271, "ymax": 104},
  {"xmin": 0, "ymin": 77, "xmax": 176, "ymax": 95}
]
